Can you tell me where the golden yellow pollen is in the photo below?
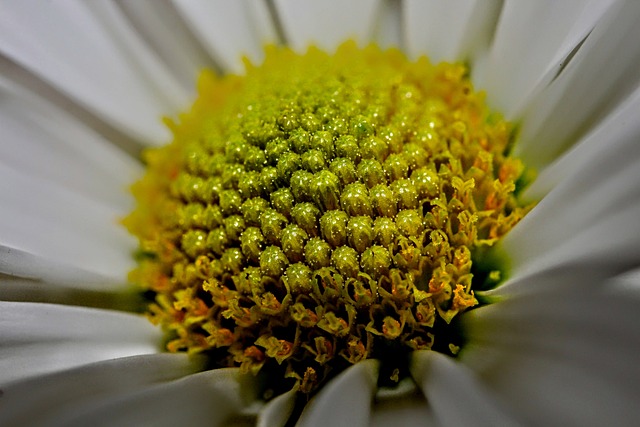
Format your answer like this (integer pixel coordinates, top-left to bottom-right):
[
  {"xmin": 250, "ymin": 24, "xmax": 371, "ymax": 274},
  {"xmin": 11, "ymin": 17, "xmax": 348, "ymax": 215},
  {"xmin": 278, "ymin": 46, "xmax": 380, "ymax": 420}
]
[{"xmin": 125, "ymin": 42, "xmax": 532, "ymax": 395}]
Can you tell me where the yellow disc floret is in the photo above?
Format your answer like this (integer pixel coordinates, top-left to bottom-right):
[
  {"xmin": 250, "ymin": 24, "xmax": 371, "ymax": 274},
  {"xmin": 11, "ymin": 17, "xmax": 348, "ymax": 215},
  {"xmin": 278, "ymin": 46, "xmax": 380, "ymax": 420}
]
[{"xmin": 125, "ymin": 42, "xmax": 531, "ymax": 394}]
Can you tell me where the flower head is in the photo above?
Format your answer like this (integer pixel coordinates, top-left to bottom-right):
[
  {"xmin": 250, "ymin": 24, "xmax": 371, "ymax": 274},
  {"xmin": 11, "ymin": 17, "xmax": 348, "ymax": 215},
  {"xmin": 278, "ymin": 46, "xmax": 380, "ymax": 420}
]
[
  {"xmin": 1, "ymin": 1, "xmax": 640, "ymax": 426},
  {"xmin": 125, "ymin": 42, "xmax": 531, "ymax": 396}
]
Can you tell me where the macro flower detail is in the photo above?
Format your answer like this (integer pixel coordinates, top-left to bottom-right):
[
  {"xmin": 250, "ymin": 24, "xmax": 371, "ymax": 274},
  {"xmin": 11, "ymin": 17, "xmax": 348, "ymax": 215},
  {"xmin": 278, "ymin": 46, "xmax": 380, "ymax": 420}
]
[
  {"xmin": 1, "ymin": 1, "xmax": 640, "ymax": 426},
  {"xmin": 125, "ymin": 43, "xmax": 531, "ymax": 395}
]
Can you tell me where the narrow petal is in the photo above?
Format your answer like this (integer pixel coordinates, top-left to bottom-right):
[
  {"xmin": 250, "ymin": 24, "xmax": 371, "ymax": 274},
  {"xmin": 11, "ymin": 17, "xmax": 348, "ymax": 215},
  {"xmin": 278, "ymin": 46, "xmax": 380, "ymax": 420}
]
[
  {"xmin": 84, "ymin": 0, "xmax": 190, "ymax": 108},
  {"xmin": 497, "ymin": 81, "xmax": 640, "ymax": 294},
  {"xmin": 0, "ymin": 164, "xmax": 136, "ymax": 283},
  {"xmin": 372, "ymin": 380, "xmax": 435, "ymax": 426},
  {"xmin": 0, "ymin": 245, "xmax": 122, "ymax": 291},
  {"xmin": 516, "ymin": 0, "xmax": 640, "ymax": 168},
  {"xmin": 0, "ymin": 301, "xmax": 161, "ymax": 383},
  {"xmin": 0, "ymin": 0, "xmax": 175, "ymax": 144},
  {"xmin": 462, "ymin": 284, "xmax": 640, "ymax": 425},
  {"xmin": 172, "ymin": 0, "xmax": 278, "ymax": 73},
  {"xmin": 411, "ymin": 351, "xmax": 519, "ymax": 426},
  {"xmin": 474, "ymin": 0, "xmax": 616, "ymax": 118},
  {"xmin": 0, "ymin": 353, "xmax": 201, "ymax": 427},
  {"xmin": 403, "ymin": 0, "xmax": 502, "ymax": 63},
  {"xmin": 499, "ymin": 196, "xmax": 640, "ymax": 296},
  {"xmin": 0, "ymin": 272, "xmax": 142, "ymax": 312},
  {"xmin": 115, "ymin": 0, "xmax": 218, "ymax": 91},
  {"xmin": 0, "ymin": 76, "xmax": 142, "ymax": 209},
  {"xmin": 257, "ymin": 390, "xmax": 296, "ymax": 427},
  {"xmin": 609, "ymin": 268, "xmax": 640, "ymax": 295},
  {"xmin": 274, "ymin": 0, "xmax": 381, "ymax": 52},
  {"xmin": 372, "ymin": 0, "xmax": 403, "ymax": 49},
  {"xmin": 297, "ymin": 359, "xmax": 379, "ymax": 427},
  {"xmin": 513, "ymin": 151, "xmax": 640, "ymax": 254},
  {"xmin": 371, "ymin": 392, "xmax": 435, "ymax": 427},
  {"xmin": 524, "ymin": 82, "xmax": 640, "ymax": 201},
  {"xmin": 48, "ymin": 368, "xmax": 260, "ymax": 427}
]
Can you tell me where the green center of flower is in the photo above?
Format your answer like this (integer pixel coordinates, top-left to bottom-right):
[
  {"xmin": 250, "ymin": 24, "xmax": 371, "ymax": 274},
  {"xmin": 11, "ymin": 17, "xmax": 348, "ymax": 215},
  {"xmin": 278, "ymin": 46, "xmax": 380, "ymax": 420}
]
[{"xmin": 125, "ymin": 42, "xmax": 531, "ymax": 395}]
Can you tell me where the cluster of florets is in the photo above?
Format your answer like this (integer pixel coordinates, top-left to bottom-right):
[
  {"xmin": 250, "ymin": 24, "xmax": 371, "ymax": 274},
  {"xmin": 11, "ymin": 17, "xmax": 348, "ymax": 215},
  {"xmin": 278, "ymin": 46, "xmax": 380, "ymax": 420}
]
[{"xmin": 126, "ymin": 44, "xmax": 529, "ymax": 394}]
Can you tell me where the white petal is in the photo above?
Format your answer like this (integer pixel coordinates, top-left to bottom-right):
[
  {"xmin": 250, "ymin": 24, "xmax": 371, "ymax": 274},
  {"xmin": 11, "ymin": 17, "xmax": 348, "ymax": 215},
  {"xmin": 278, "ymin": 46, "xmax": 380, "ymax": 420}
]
[
  {"xmin": 403, "ymin": 0, "xmax": 502, "ymax": 63},
  {"xmin": 0, "ymin": 0, "xmax": 175, "ymax": 144},
  {"xmin": 0, "ymin": 301, "xmax": 161, "ymax": 383},
  {"xmin": 0, "ymin": 353, "xmax": 200, "ymax": 427},
  {"xmin": 411, "ymin": 351, "xmax": 519, "ymax": 426},
  {"xmin": 474, "ymin": 0, "xmax": 616, "ymax": 119},
  {"xmin": 84, "ymin": 0, "xmax": 190, "ymax": 108},
  {"xmin": 499, "ymin": 194, "xmax": 640, "ymax": 296},
  {"xmin": 115, "ymin": 0, "xmax": 217, "ymax": 91},
  {"xmin": 0, "ymin": 164, "xmax": 136, "ymax": 284},
  {"xmin": 297, "ymin": 359, "xmax": 379, "ymax": 427},
  {"xmin": 516, "ymin": 0, "xmax": 640, "ymax": 168},
  {"xmin": 49, "ymin": 368, "xmax": 259, "ymax": 427},
  {"xmin": 0, "ymin": 76, "xmax": 142, "ymax": 210},
  {"xmin": 0, "ymin": 245, "xmax": 122, "ymax": 291},
  {"xmin": 524, "ymin": 81, "xmax": 640, "ymax": 201},
  {"xmin": 510, "ymin": 155, "xmax": 640, "ymax": 257},
  {"xmin": 372, "ymin": 380, "xmax": 435, "ymax": 427},
  {"xmin": 172, "ymin": 0, "xmax": 278, "ymax": 73},
  {"xmin": 0, "ymin": 64, "xmax": 144, "ymax": 159},
  {"xmin": 0, "ymin": 272, "xmax": 140, "ymax": 312},
  {"xmin": 462, "ymin": 286, "xmax": 640, "ymax": 425},
  {"xmin": 372, "ymin": 0, "xmax": 402, "ymax": 49},
  {"xmin": 609, "ymin": 267, "xmax": 640, "ymax": 295},
  {"xmin": 370, "ymin": 392, "xmax": 435, "ymax": 427},
  {"xmin": 257, "ymin": 390, "xmax": 296, "ymax": 427},
  {"xmin": 498, "ymin": 79, "xmax": 640, "ymax": 294},
  {"xmin": 525, "ymin": 82, "xmax": 640, "ymax": 203},
  {"xmin": 274, "ymin": 0, "xmax": 381, "ymax": 52}
]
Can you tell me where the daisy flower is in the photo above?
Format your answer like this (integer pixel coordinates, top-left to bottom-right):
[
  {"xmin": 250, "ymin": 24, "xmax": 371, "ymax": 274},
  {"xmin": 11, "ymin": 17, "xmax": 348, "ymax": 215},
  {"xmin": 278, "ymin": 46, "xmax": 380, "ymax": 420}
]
[{"xmin": 2, "ymin": 1, "xmax": 640, "ymax": 426}]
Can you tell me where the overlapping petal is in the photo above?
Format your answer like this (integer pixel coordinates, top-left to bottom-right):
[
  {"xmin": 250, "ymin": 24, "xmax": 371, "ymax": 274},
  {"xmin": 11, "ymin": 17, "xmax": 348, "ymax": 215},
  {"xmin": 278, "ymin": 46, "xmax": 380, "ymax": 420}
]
[
  {"xmin": 0, "ymin": 301, "xmax": 161, "ymax": 383},
  {"xmin": 0, "ymin": 353, "xmax": 200, "ymax": 427},
  {"xmin": 411, "ymin": 351, "xmax": 519, "ymax": 426},
  {"xmin": 297, "ymin": 360, "xmax": 379, "ymax": 427},
  {"xmin": 0, "ymin": 0, "xmax": 182, "ymax": 144},
  {"xmin": 48, "ymin": 367, "xmax": 260, "ymax": 427},
  {"xmin": 462, "ymin": 277, "xmax": 640, "ymax": 425}
]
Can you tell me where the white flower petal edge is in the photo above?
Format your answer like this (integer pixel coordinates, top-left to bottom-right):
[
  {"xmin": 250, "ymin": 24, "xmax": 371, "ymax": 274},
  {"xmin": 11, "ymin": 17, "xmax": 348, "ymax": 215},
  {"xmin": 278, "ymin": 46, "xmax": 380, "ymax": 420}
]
[
  {"xmin": 524, "ymin": 83, "xmax": 640, "ymax": 201},
  {"xmin": 517, "ymin": 0, "xmax": 640, "ymax": 169},
  {"xmin": 403, "ymin": 0, "xmax": 502, "ymax": 64},
  {"xmin": 461, "ymin": 280, "xmax": 640, "ymax": 426},
  {"xmin": 256, "ymin": 389, "xmax": 297, "ymax": 427},
  {"xmin": 274, "ymin": 0, "xmax": 381, "ymax": 52},
  {"xmin": 473, "ymin": 0, "xmax": 617, "ymax": 119},
  {"xmin": 1, "ymin": 57, "xmax": 141, "ymax": 288},
  {"xmin": 114, "ymin": 0, "xmax": 217, "ymax": 92},
  {"xmin": 172, "ymin": 0, "xmax": 278, "ymax": 73},
  {"xmin": 370, "ymin": 391, "xmax": 435, "ymax": 427},
  {"xmin": 47, "ymin": 367, "xmax": 260, "ymax": 427},
  {"xmin": 0, "ymin": 0, "xmax": 180, "ymax": 144},
  {"xmin": 83, "ymin": 1, "xmax": 190, "ymax": 108},
  {"xmin": 0, "ymin": 76, "xmax": 142, "ymax": 209},
  {"xmin": 0, "ymin": 246, "xmax": 125, "ymax": 297},
  {"xmin": 297, "ymin": 359, "xmax": 379, "ymax": 427},
  {"xmin": 609, "ymin": 267, "xmax": 640, "ymax": 295},
  {"xmin": 0, "ymin": 301, "xmax": 161, "ymax": 384},
  {"xmin": 0, "ymin": 164, "xmax": 136, "ymax": 284},
  {"xmin": 372, "ymin": 0, "xmax": 402, "ymax": 49},
  {"xmin": 497, "ymin": 84, "xmax": 640, "ymax": 295},
  {"xmin": 499, "ymin": 200, "xmax": 640, "ymax": 297},
  {"xmin": 411, "ymin": 351, "xmax": 519, "ymax": 426},
  {"xmin": 0, "ymin": 353, "xmax": 200, "ymax": 427}
]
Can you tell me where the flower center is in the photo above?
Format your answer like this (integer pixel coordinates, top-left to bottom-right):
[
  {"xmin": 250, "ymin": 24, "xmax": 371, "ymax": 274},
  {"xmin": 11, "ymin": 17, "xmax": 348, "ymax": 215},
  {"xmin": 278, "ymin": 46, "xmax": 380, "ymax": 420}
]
[{"xmin": 125, "ymin": 42, "xmax": 531, "ymax": 395}]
